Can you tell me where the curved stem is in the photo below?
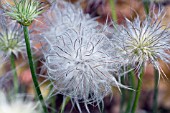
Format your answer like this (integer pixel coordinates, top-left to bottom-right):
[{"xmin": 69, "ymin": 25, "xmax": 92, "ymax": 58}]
[
  {"xmin": 51, "ymin": 96, "xmax": 56, "ymax": 113},
  {"xmin": 99, "ymin": 101, "xmax": 105, "ymax": 113},
  {"xmin": 131, "ymin": 67, "xmax": 144, "ymax": 113},
  {"xmin": 59, "ymin": 96, "xmax": 70, "ymax": 113},
  {"xmin": 143, "ymin": 0, "xmax": 150, "ymax": 15},
  {"xmin": 120, "ymin": 77, "xmax": 126, "ymax": 113},
  {"xmin": 10, "ymin": 53, "xmax": 18, "ymax": 93},
  {"xmin": 23, "ymin": 26, "xmax": 48, "ymax": 113},
  {"xmin": 152, "ymin": 69, "xmax": 159, "ymax": 113},
  {"xmin": 125, "ymin": 70, "xmax": 135, "ymax": 113},
  {"xmin": 109, "ymin": 0, "xmax": 117, "ymax": 22}
]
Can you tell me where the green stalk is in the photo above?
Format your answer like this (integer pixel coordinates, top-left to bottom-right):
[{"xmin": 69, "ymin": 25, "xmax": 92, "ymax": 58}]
[
  {"xmin": 23, "ymin": 26, "xmax": 48, "ymax": 113},
  {"xmin": 109, "ymin": 0, "xmax": 117, "ymax": 22},
  {"xmin": 125, "ymin": 70, "xmax": 135, "ymax": 113},
  {"xmin": 51, "ymin": 96, "xmax": 56, "ymax": 113},
  {"xmin": 152, "ymin": 69, "xmax": 159, "ymax": 113},
  {"xmin": 10, "ymin": 53, "xmax": 18, "ymax": 93},
  {"xmin": 143, "ymin": 0, "xmax": 150, "ymax": 15},
  {"xmin": 49, "ymin": 86, "xmax": 56, "ymax": 113},
  {"xmin": 131, "ymin": 67, "xmax": 144, "ymax": 113},
  {"xmin": 120, "ymin": 77, "xmax": 126, "ymax": 113},
  {"xmin": 59, "ymin": 97, "xmax": 70, "ymax": 113},
  {"xmin": 98, "ymin": 101, "xmax": 105, "ymax": 113}
]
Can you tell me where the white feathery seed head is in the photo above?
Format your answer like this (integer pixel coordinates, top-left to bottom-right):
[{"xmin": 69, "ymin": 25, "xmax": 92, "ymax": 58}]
[
  {"xmin": 39, "ymin": 1, "xmax": 127, "ymax": 112},
  {"xmin": 0, "ymin": 14, "xmax": 26, "ymax": 60},
  {"xmin": 111, "ymin": 9, "xmax": 170, "ymax": 77},
  {"xmin": 0, "ymin": 90, "xmax": 41, "ymax": 113}
]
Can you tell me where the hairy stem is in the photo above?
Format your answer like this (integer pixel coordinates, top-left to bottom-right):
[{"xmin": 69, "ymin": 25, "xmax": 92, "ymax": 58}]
[
  {"xmin": 10, "ymin": 53, "xmax": 18, "ymax": 93},
  {"xmin": 109, "ymin": 0, "xmax": 117, "ymax": 22},
  {"xmin": 131, "ymin": 67, "xmax": 144, "ymax": 113},
  {"xmin": 125, "ymin": 70, "xmax": 135, "ymax": 113},
  {"xmin": 143, "ymin": 0, "xmax": 150, "ymax": 15},
  {"xmin": 152, "ymin": 69, "xmax": 159, "ymax": 113},
  {"xmin": 120, "ymin": 77, "xmax": 126, "ymax": 113},
  {"xmin": 51, "ymin": 96, "xmax": 56, "ymax": 113},
  {"xmin": 59, "ymin": 97, "xmax": 70, "ymax": 113},
  {"xmin": 23, "ymin": 26, "xmax": 48, "ymax": 113},
  {"xmin": 99, "ymin": 101, "xmax": 105, "ymax": 113}
]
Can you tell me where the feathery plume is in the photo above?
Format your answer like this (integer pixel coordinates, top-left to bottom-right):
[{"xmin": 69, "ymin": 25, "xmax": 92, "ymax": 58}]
[
  {"xmin": 38, "ymin": 1, "xmax": 126, "ymax": 112},
  {"xmin": 0, "ymin": 90, "xmax": 41, "ymax": 113},
  {"xmin": 110, "ymin": 9, "xmax": 170, "ymax": 77},
  {"xmin": 0, "ymin": 14, "xmax": 26, "ymax": 61}
]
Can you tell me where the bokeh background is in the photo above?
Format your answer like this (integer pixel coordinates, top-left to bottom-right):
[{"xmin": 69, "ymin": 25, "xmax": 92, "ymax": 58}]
[{"xmin": 0, "ymin": 0, "xmax": 170, "ymax": 113}]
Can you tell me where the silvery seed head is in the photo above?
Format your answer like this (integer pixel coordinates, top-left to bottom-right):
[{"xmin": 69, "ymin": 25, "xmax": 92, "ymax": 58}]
[
  {"xmin": 110, "ymin": 9, "xmax": 170, "ymax": 76},
  {"xmin": 0, "ymin": 90, "xmax": 41, "ymax": 113},
  {"xmin": 39, "ymin": 1, "xmax": 126, "ymax": 112},
  {"xmin": 1, "ymin": 0, "xmax": 45, "ymax": 26},
  {"xmin": 0, "ymin": 14, "xmax": 26, "ymax": 61}
]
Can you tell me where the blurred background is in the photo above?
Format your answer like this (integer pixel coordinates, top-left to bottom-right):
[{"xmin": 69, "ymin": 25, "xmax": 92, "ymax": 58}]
[{"xmin": 1, "ymin": 0, "xmax": 170, "ymax": 113}]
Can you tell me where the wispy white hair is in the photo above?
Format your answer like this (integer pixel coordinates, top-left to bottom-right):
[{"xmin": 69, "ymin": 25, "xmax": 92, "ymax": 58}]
[
  {"xmin": 0, "ymin": 12, "xmax": 26, "ymax": 62},
  {"xmin": 38, "ymin": 1, "xmax": 127, "ymax": 113},
  {"xmin": 0, "ymin": 90, "xmax": 41, "ymax": 113},
  {"xmin": 110, "ymin": 8, "xmax": 170, "ymax": 78}
]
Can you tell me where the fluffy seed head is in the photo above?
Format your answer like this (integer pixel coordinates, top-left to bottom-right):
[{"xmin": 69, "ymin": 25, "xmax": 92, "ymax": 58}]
[
  {"xmin": 0, "ymin": 14, "xmax": 26, "ymax": 60},
  {"xmin": 39, "ymin": 1, "xmax": 125, "ymax": 112},
  {"xmin": 111, "ymin": 9, "xmax": 170, "ymax": 75},
  {"xmin": 0, "ymin": 90, "xmax": 41, "ymax": 113},
  {"xmin": 1, "ymin": 0, "xmax": 45, "ymax": 26}
]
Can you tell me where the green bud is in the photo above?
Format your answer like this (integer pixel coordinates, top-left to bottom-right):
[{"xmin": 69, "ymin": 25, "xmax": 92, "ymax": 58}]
[{"xmin": 3, "ymin": 0, "xmax": 45, "ymax": 26}]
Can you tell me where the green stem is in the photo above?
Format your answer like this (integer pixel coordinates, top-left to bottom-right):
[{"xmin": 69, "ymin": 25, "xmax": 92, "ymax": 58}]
[
  {"xmin": 23, "ymin": 26, "xmax": 48, "ymax": 113},
  {"xmin": 125, "ymin": 70, "xmax": 135, "ymax": 113},
  {"xmin": 152, "ymin": 69, "xmax": 159, "ymax": 113},
  {"xmin": 109, "ymin": 0, "xmax": 117, "ymax": 22},
  {"xmin": 59, "ymin": 97, "xmax": 70, "ymax": 113},
  {"xmin": 10, "ymin": 53, "xmax": 18, "ymax": 93},
  {"xmin": 143, "ymin": 0, "xmax": 150, "ymax": 15},
  {"xmin": 131, "ymin": 67, "xmax": 144, "ymax": 113},
  {"xmin": 50, "ymin": 86, "xmax": 56, "ymax": 113},
  {"xmin": 51, "ymin": 96, "xmax": 56, "ymax": 113},
  {"xmin": 120, "ymin": 77, "xmax": 126, "ymax": 113},
  {"xmin": 99, "ymin": 101, "xmax": 105, "ymax": 113}
]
